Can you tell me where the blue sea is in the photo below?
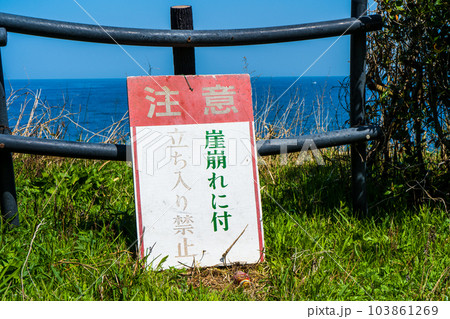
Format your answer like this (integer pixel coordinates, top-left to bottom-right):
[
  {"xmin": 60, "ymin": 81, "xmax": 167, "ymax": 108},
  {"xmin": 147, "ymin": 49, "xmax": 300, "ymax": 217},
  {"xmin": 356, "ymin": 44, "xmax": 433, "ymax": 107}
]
[{"xmin": 5, "ymin": 76, "xmax": 349, "ymax": 142}]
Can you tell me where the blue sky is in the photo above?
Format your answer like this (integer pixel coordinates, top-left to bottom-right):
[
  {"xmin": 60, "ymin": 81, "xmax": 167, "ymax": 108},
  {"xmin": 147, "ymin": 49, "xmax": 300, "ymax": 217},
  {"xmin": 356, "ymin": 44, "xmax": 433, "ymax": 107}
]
[{"xmin": 0, "ymin": 0, "xmax": 373, "ymax": 79}]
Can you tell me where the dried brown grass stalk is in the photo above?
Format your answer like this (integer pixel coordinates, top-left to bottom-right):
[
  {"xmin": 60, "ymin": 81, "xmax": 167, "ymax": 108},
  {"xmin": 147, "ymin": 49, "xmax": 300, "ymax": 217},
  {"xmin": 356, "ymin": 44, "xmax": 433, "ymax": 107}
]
[{"xmin": 6, "ymin": 86, "xmax": 129, "ymax": 146}]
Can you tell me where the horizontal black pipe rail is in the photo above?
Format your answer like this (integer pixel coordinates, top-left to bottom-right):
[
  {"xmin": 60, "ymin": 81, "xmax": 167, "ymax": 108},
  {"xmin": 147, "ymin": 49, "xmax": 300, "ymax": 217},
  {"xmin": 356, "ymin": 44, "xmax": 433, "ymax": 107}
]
[
  {"xmin": 0, "ymin": 135, "xmax": 128, "ymax": 161},
  {"xmin": 0, "ymin": 12, "xmax": 382, "ymax": 47},
  {"xmin": 0, "ymin": 125, "xmax": 381, "ymax": 161},
  {"xmin": 257, "ymin": 125, "xmax": 381, "ymax": 156}
]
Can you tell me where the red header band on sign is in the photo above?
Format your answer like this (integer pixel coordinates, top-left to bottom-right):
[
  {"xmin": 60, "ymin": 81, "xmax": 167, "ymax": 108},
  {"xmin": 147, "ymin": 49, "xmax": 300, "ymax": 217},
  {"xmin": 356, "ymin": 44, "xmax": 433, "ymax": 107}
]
[{"xmin": 127, "ymin": 74, "xmax": 253, "ymax": 127}]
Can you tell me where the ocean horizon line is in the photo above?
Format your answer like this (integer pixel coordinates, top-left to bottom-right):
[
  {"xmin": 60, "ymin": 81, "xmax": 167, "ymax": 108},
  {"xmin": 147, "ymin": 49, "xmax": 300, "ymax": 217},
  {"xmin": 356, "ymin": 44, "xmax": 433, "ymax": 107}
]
[{"xmin": 5, "ymin": 75, "xmax": 347, "ymax": 82}]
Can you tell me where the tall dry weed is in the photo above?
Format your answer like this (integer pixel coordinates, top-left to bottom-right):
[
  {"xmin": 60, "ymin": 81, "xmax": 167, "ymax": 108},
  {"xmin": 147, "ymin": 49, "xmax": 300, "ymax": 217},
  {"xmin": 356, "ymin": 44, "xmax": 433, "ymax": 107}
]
[{"xmin": 6, "ymin": 85, "xmax": 129, "ymax": 144}]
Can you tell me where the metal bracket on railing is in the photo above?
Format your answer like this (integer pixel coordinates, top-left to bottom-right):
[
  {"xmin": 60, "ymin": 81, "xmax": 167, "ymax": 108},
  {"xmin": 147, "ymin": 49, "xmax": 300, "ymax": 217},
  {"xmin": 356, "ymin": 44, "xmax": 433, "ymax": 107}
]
[{"xmin": 0, "ymin": 124, "xmax": 11, "ymax": 134}]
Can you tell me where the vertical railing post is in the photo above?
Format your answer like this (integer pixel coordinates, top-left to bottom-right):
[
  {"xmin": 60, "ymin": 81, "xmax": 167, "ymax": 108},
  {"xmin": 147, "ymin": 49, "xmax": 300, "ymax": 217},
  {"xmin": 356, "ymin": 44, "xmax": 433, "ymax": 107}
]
[
  {"xmin": 0, "ymin": 28, "xmax": 19, "ymax": 226},
  {"xmin": 350, "ymin": 0, "xmax": 368, "ymax": 217},
  {"xmin": 170, "ymin": 5, "xmax": 196, "ymax": 75}
]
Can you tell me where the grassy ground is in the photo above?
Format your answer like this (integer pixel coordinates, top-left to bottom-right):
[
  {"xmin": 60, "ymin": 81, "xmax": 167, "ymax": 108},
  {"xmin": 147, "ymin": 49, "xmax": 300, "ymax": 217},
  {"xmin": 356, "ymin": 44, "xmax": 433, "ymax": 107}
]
[{"xmin": 1, "ymin": 151, "xmax": 448, "ymax": 301}]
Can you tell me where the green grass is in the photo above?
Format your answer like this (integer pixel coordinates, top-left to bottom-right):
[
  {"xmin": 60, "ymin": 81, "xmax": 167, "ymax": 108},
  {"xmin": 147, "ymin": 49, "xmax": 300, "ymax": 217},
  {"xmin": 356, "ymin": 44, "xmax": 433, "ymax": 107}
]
[{"xmin": 1, "ymin": 152, "xmax": 449, "ymax": 300}]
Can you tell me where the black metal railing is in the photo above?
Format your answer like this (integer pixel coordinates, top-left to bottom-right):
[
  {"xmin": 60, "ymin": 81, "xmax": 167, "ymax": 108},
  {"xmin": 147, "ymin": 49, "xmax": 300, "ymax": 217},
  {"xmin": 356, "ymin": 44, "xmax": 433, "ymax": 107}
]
[
  {"xmin": 0, "ymin": 12, "xmax": 381, "ymax": 47},
  {"xmin": 0, "ymin": 1, "xmax": 383, "ymax": 226}
]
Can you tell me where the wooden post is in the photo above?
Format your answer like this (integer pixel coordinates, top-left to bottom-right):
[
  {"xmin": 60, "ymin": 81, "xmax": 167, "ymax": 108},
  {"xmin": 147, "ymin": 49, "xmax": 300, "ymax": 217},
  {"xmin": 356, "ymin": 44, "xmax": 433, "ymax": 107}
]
[
  {"xmin": 350, "ymin": 0, "xmax": 368, "ymax": 217},
  {"xmin": 170, "ymin": 5, "xmax": 196, "ymax": 75}
]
